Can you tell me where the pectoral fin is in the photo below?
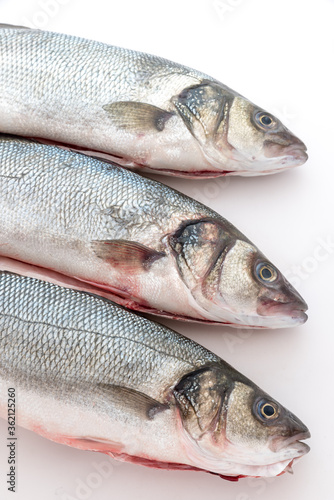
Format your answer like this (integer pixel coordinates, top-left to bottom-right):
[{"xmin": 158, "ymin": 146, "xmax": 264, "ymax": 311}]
[
  {"xmin": 97, "ymin": 384, "xmax": 168, "ymax": 419},
  {"xmin": 103, "ymin": 101, "xmax": 174, "ymax": 132},
  {"xmin": 92, "ymin": 239, "xmax": 165, "ymax": 272}
]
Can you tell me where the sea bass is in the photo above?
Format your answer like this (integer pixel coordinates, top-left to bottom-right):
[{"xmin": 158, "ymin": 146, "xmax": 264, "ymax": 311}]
[
  {"xmin": 0, "ymin": 25, "xmax": 307, "ymax": 178},
  {"xmin": 0, "ymin": 272, "xmax": 310, "ymax": 479},
  {"xmin": 0, "ymin": 136, "xmax": 307, "ymax": 328}
]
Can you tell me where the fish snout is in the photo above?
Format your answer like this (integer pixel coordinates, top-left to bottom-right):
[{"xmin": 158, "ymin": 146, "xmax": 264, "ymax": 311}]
[
  {"xmin": 264, "ymin": 132, "xmax": 308, "ymax": 166},
  {"xmin": 281, "ymin": 140, "xmax": 308, "ymax": 166},
  {"xmin": 270, "ymin": 434, "xmax": 311, "ymax": 461},
  {"xmin": 269, "ymin": 407, "xmax": 310, "ymax": 455},
  {"xmin": 270, "ymin": 429, "xmax": 311, "ymax": 455},
  {"xmin": 257, "ymin": 293, "xmax": 308, "ymax": 324},
  {"xmin": 257, "ymin": 270, "xmax": 308, "ymax": 323}
]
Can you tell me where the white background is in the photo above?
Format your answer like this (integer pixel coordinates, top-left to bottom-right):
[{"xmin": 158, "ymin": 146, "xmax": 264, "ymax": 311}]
[{"xmin": 0, "ymin": 0, "xmax": 333, "ymax": 499}]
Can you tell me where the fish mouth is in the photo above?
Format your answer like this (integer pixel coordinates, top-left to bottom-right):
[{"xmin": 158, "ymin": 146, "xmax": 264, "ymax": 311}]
[
  {"xmin": 264, "ymin": 139, "xmax": 308, "ymax": 167},
  {"xmin": 270, "ymin": 431, "xmax": 311, "ymax": 455},
  {"xmin": 257, "ymin": 298, "xmax": 308, "ymax": 325},
  {"xmin": 279, "ymin": 145, "xmax": 308, "ymax": 167},
  {"xmin": 225, "ymin": 143, "xmax": 308, "ymax": 176}
]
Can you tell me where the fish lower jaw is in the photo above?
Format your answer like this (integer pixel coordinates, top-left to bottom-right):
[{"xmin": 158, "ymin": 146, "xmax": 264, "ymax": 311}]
[
  {"xmin": 253, "ymin": 313, "xmax": 308, "ymax": 329},
  {"xmin": 202, "ymin": 152, "xmax": 297, "ymax": 176},
  {"xmin": 229, "ymin": 456, "xmax": 304, "ymax": 479},
  {"xmin": 178, "ymin": 428, "xmax": 307, "ymax": 479},
  {"xmin": 184, "ymin": 449, "xmax": 307, "ymax": 479},
  {"xmin": 254, "ymin": 306, "xmax": 308, "ymax": 328},
  {"xmin": 207, "ymin": 312, "xmax": 308, "ymax": 329},
  {"xmin": 218, "ymin": 153, "xmax": 307, "ymax": 176}
]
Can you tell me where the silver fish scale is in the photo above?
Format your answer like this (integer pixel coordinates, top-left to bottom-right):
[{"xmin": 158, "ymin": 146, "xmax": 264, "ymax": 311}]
[
  {"xmin": 0, "ymin": 136, "xmax": 221, "ymax": 245},
  {"xmin": 0, "ymin": 28, "xmax": 210, "ymax": 108},
  {"xmin": 0, "ymin": 273, "xmax": 219, "ymax": 398}
]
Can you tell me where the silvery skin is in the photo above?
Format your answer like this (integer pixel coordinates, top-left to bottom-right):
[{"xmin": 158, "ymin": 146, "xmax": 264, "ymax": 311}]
[
  {"xmin": 0, "ymin": 136, "xmax": 307, "ymax": 328},
  {"xmin": 0, "ymin": 272, "xmax": 310, "ymax": 479},
  {"xmin": 0, "ymin": 25, "xmax": 307, "ymax": 178}
]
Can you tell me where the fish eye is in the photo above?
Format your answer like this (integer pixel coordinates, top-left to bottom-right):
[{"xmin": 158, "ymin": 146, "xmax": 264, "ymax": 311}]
[
  {"xmin": 255, "ymin": 111, "xmax": 276, "ymax": 130},
  {"xmin": 257, "ymin": 400, "xmax": 279, "ymax": 420},
  {"xmin": 256, "ymin": 263, "xmax": 278, "ymax": 283}
]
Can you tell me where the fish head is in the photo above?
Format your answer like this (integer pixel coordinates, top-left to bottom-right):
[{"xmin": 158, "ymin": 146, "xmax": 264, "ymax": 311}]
[
  {"xmin": 226, "ymin": 97, "xmax": 308, "ymax": 174},
  {"xmin": 216, "ymin": 239, "xmax": 308, "ymax": 328},
  {"xmin": 173, "ymin": 367, "xmax": 310, "ymax": 478},
  {"xmin": 170, "ymin": 220, "xmax": 307, "ymax": 327},
  {"xmin": 222, "ymin": 381, "xmax": 310, "ymax": 476},
  {"xmin": 172, "ymin": 81, "xmax": 307, "ymax": 175}
]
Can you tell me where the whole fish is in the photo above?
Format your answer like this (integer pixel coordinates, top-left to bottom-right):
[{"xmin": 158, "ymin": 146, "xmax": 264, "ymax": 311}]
[
  {"xmin": 0, "ymin": 272, "xmax": 310, "ymax": 479},
  {"xmin": 0, "ymin": 25, "xmax": 307, "ymax": 178},
  {"xmin": 0, "ymin": 136, "xmax": 307, "ymax": 328}
]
